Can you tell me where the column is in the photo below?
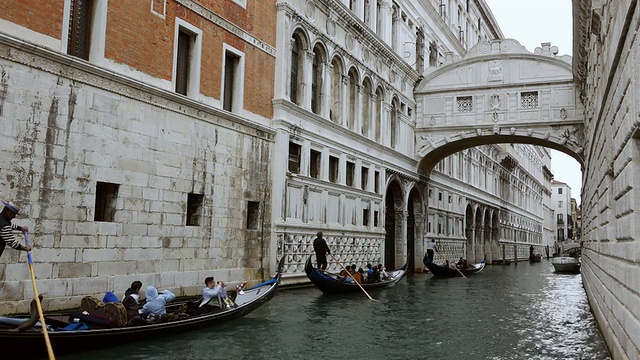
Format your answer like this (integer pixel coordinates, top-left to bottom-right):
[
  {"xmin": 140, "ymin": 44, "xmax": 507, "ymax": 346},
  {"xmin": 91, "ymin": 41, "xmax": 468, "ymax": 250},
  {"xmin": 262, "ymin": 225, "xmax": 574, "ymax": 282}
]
[
  {"xmin": 395, "ymin": 210, "xmax": 408, "ymax": 268},
  {"xmin": 369, "ymin": 0, "xmax": 377, "ymax": 33},
  {"xmin": 379, "ymin": 1, "xmax": 393, "ymax": 45},
  {"xmin": 321, "ymin": 61, "xmax": 332, "ymax": 119},
  {"xmin": 303, "ymin": 50, "xmax": 314, "ymax": 110},
  {"xmin": 355, "ymin": 84, "xmax": 363, "ymax": 134},
  {"xmin": 382, "ymin": 101, "xmax": 391, "ymax": 147},
  {"xmin": 285, "ymin": 38, "xmax": 294, "ymax": 101},
  {"xmin": 356, "ymin": 0, "xmax": 365, "ymax": 21},
  {"xmin": 370, "ymin": 92, "xmax": 377, "ymax": 140}
]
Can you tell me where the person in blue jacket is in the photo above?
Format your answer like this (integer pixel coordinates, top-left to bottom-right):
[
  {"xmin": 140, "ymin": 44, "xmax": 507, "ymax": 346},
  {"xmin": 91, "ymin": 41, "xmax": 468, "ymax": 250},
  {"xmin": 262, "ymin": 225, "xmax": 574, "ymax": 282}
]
[{"xmin": 140, "ymin": 286, "xmax": 176, "ymax": 319}]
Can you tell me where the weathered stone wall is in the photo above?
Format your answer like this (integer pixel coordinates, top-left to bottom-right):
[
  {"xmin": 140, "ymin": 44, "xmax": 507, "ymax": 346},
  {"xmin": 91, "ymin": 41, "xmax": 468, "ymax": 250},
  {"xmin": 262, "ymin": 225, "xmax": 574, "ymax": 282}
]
[
  {"xmin": 0, "ymin": 39, "xmax": 273, "ymax": 313},
  {"xmin": 579, "ymin": 1, "xmax": 640, "ymax": 358}
]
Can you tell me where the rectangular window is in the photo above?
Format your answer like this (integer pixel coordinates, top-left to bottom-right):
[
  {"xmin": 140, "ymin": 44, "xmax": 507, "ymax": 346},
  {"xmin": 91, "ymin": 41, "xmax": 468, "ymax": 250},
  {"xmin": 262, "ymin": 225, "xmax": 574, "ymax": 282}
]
[
  {"xmin": 247, "ymin": 201, "xmax": 260, "ymax": 229},
  {"xmin": 558, "ymin": 188, "xmax": 563, "ymax": 194},
  {"xmin": 429, "ymin": 189, "xmax": 433, "ymax": 198},
  {"xmin": 363, "ymin": 209, "xmax": 370, "ymax": 226},
  {"xmin": 186, "ymin": 193, "xmax": 204, "ymax": 226},
  {"xmin": 448, "ymin": 195, "xmax": 453, "ymax": 203},
  {"xmin": 223, "ymin": 52, "xmax": 239, "ymax": 111},
  {"xmin": 374, "ymin": 171, "xmax": 380, "ymax": 193},
  {"xmin": 288, "ymin": 142, "xmax": 302, "ymax": 174},
  {"xmin": 457, "ymin": 96, "xmax": 472, "ymax": 112},
  {"xmin": 67, "ymin": 0, "xmax": 93, "ymax": 60},
  {"xmin": 175, "ymin": 30, "xmax": 191, "ymax": 95},
  {"xmin": 558, "ymin": 201, "xmax": 563, "ymax": 207},
  {"xmin": 329, "ymin": 156, "xmax": 339, "ymax": 183},
  {"xmin": 373, "ymin": 210, "xmax": 379, "ymax": 227},
  {"xmin": 521, "ymin": 91, "xmax": 539, "ymax": 108},
  {"xmin": 310, "ymin": 150, "xmax": 321, "ymax": 179},
  {"xmin": 438, "ymin": 192, "xmax": 443, "ymax": 201},
  {"xmin": 94, "ymin": 181, "xmax": 119, "ymax": 222},
  {"xmin": 361, "ymin": 167, "xmax": 369, "ymax": 190},
  {"xmin": 346, "ymin": 161, "xmax": 355, "ymax": 187},
  {"xmin": 557, "ymin": 214, "xmax": 564, "ymax": 224}
]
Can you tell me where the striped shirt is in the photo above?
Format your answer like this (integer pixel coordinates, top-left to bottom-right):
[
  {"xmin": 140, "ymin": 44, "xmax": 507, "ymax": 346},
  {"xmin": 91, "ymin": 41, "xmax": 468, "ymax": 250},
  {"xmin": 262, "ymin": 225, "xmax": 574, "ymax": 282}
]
[{"xmin": 0, "ymin": 215, "xmax": 23, "ymax": 250}]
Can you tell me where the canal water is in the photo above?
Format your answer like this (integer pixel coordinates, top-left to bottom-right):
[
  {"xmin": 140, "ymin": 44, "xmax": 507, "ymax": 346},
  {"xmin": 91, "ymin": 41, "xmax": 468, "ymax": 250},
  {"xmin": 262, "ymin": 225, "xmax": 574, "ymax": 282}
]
[{"xmin": 62, "ymin": 259, "xmax": 610, "ymax": 360}]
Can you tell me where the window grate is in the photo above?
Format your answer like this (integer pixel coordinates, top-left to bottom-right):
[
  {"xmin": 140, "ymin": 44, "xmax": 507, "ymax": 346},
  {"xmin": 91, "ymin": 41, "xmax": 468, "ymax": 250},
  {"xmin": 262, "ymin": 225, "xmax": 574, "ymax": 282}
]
[
  {"xmin": 457, "ymin": 96, "xmax": 473, "ymax": 112},
  {"xmin": 67, "ymin": 0, "xmax": 93, "ymax": 60},
  {"xmin": 521, "ymin": 91, "xmax": 538, "ymax": 108},
  {"xmin": 176, "ymin": 31, "xmax": 191, "ymax": 95}
]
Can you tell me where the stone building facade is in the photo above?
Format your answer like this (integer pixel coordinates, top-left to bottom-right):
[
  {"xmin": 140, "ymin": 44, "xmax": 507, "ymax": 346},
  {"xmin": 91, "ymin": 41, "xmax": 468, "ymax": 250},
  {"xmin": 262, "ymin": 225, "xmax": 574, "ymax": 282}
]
[
  {"xmin": 0, "ymin": 0, "xmax": 277, "ymax": 312},
  {"xmin": 551, "ymin": 180, "xmax": 572, "ymax": 244},
  {"xmin": 574, "ymin": 1, "xmax": 640, "ymax": 357}
]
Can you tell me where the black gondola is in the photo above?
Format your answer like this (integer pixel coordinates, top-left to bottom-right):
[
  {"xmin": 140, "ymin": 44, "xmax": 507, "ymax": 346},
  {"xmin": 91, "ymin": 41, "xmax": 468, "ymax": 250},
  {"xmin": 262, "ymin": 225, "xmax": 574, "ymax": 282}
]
[
  {"xmin": 304, "ymin": 257, "xmax": 407, "ymax": 294},
  {"xmin": 529, "ymin": 254, "xmax": 542, "ymax": 263},
  {"xmin": 0, "ymin": 257, "xmax": 285, "ymax": 360},
  {"xmin": 423, "ymin": 259, "xmax": 485, "ymax": 277}
]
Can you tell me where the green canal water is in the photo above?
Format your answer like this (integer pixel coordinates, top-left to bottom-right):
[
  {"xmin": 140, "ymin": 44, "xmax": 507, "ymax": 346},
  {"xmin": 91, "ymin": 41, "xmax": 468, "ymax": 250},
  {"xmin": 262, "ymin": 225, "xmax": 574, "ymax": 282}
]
[{"xmin": 62, "ymin": 259, "xmax": 610, "ymax": 360}]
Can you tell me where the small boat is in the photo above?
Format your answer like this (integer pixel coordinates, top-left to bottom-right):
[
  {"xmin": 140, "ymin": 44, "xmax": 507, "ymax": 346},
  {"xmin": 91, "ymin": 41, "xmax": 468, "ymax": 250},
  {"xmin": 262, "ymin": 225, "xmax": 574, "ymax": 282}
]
[
  {"xmin": 304, "ymin": 257, "xmax": 407, "ymax": 294},
  {"xmin": 529, "ymin": 254, "xmax": 542, "ymax": 263},
  {"xmin": 0, "ymin": 257, "xmax": 285, "ymax": 360},
  {"xmin": 423, "ymin": 259, "xmax": 486, "ymax": 277},
  {"xmin": 551, "ymin": 253, "xmax": 580, "ymax": 273}
]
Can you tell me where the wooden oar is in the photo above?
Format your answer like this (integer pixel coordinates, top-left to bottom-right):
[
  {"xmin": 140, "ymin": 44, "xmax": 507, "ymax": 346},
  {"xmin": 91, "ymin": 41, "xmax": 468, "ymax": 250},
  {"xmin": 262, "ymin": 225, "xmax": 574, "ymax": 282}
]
[
  {"xmin": 329, "ymin": 253, "xmax": 378, "ymax": 302},
  {"xmin": 455, "ymin": 266, "xmax": 468, "ymax": 279},
  {"xmin": 23, "ymin": 231, "xmax": 55, "ymax": 359}
]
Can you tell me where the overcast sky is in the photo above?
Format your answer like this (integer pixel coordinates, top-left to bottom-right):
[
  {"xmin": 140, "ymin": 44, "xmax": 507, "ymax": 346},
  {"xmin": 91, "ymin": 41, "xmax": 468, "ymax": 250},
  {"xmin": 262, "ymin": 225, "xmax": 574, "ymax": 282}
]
[{"xmin": 484, "ymin": 0, "xmax": 582, "ymax": 204}]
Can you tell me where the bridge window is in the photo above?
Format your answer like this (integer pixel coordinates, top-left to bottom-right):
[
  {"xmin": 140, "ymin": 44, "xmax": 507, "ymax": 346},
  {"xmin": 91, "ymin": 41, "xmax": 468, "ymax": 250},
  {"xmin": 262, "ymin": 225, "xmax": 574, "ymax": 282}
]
[
  {"xmin": 521, "ymin": 91, "xmax": 539, "ymax": 108},
  {"xmin": 457, "ymin": 96, "xmax": 473, "ymax": 112}
]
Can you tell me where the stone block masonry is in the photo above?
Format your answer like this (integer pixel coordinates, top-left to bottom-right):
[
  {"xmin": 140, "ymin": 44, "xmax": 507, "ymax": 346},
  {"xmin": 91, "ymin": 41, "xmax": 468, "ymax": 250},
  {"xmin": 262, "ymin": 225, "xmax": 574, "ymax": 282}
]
[{"xmin": 0, "ymin": 43, "xmax": 274, "ymax": 314}]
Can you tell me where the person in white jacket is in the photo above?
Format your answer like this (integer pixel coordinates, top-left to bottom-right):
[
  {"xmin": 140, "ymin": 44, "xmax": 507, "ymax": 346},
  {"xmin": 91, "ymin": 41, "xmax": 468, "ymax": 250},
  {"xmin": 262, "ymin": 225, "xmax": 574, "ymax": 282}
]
[
  {"xmin": 140, "ymin": 286, "xmax": 176, "ymax": 319},
  {"xmin": 199, "ymin": 276, "xmax": 227, "ymax": 309}
]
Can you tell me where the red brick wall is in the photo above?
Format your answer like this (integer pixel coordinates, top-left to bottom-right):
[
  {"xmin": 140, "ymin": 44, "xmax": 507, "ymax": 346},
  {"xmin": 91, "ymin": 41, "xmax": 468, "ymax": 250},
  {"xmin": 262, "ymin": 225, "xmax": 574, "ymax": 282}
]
[
  {"xmin": 0, "ymin": 1, "xmax": 63, "ymax": 39},
  {"xmin": 104, "ymin": 0, "xmax": 275, "ymax": 118}
]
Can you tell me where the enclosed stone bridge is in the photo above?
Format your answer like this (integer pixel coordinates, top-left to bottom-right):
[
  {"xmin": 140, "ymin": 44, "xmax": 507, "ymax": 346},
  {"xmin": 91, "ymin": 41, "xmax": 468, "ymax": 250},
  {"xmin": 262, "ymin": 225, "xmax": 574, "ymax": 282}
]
[{"xmin": 414, "ymin": 39, "xmax": 585, "ymax": 173}]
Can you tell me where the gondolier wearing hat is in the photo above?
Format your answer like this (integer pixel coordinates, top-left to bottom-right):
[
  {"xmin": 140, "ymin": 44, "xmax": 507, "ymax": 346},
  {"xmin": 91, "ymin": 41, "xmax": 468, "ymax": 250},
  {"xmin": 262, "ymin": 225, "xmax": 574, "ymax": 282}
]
[{"xmin": 0, "ymin": 200, "xmax": 31, "ymax": 258}]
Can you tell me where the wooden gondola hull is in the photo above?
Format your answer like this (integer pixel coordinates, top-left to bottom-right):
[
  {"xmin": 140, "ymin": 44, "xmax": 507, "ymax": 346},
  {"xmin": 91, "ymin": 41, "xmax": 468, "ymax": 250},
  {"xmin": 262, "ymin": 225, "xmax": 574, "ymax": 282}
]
[
  {"xmin": 0, "ymin": 257, "xmax": 285, "ymax": 360},
  {"xmin": 529, "ymin": 254, "xmax": 542, "ymax": 263},
  {"xmin": 423, "ymin": 260, "xmax": 486, "ymax": 277},
  {"xmin": 304, "ymin": 257, "xmax": 407, "ymax": 294}
]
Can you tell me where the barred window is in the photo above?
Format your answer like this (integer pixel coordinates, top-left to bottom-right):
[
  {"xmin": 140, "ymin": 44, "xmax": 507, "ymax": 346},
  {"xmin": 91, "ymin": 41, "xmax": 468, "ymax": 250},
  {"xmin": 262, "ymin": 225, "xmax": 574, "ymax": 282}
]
[
  {"xmin": 457, "ymin": 96, "xmax": 473, "ymax": 112},
  {"xmin": 521, "ymin": 91, "xmax": 538, "ymax": 108}
]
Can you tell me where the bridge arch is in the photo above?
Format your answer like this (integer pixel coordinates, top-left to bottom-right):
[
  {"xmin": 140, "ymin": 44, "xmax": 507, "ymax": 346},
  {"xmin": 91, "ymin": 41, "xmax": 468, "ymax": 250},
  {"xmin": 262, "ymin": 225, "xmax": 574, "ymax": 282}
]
[{"xmin": 414, "ymin": 39, "xmax": 585, "ymax": 173}]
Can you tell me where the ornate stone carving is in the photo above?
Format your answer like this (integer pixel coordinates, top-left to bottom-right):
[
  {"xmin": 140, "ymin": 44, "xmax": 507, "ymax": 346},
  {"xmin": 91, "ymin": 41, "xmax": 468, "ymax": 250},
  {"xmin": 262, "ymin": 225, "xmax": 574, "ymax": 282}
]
[
  {"xmin": 488, "ymin": 60, "xmax": 503, "ymax": 82},
  {"xmin": 560, "ymin": 108, "xmax": 567, "ymax": 119},
  {"xmin": 346, "ymin": 33, "xmax": 355, "ymax": 50},
  {"xmin": 326, "ymin": 16, "xmax": 336, "ymax": 37},
  {"xmin": 493, "ymin": 125, "xmax": 500, "ymax": 134},
  {"xmin": 510, "ymin": 127, "xmax": 516, "ymax": 135},
  {"xmin": 430, "ymin": 115, "xmax": 436, "ymax": 125},
  {"xmin": 305, "ymin": 1, "xmax": 316, "ymax": 21}
]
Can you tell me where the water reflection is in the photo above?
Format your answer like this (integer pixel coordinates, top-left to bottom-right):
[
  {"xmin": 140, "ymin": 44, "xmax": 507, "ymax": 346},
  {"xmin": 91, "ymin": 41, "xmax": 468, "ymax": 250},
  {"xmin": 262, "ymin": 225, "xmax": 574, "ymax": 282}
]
[{"xmin": 61, "ymin": 260, "xmax": 610, "ymax": 360}]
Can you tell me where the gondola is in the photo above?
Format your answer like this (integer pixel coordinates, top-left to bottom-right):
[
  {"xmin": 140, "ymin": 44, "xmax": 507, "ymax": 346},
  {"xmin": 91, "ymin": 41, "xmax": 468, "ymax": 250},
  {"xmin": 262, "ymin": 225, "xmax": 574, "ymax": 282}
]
[
  {"xmin": 423, "ymin": 259, "xmax": 485, "ymax": 277},
  {"xmin": 0, "ymin": 257, "xmax": 285, "ymax": 360},
  {"xmin": 529, "ymin": 254, "xmax": 542, "ymax": 263},
  {"xmin": 305, "ymin": 257, "xmax": 407, "ymax": 294}
]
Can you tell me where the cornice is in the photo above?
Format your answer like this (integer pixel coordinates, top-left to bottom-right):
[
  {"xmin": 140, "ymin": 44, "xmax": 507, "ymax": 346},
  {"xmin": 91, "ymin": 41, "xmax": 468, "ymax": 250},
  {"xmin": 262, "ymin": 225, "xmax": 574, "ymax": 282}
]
[{"xmin": 572, "ymin": 0, "xmax": 591, "ymax": 89}]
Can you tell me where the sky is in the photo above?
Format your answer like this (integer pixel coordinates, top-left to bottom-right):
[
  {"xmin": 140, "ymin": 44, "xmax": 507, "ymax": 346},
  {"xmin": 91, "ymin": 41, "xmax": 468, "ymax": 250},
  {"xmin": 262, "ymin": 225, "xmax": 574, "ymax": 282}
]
[{"xmin": 484, "ymin": 0, "xmax": 582, "ymax": 204}]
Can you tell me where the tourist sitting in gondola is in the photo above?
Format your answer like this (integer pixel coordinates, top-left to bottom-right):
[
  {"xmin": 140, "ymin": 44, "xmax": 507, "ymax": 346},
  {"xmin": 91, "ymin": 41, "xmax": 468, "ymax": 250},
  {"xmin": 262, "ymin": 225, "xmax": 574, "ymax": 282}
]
[
  {"xmin": 140, "ymin": 286, "xmax": 176, "ymax": 320},
  {"xmin": 442, "ymin": 260, "xmax": 451, "ymax": 268},
  {"xmin": 190, "ymin": 277, "xmax": 229, "ymax": 315},
  {"xmin": 378, "ymin": 264, "xmax": 390, "ymax": 280}
]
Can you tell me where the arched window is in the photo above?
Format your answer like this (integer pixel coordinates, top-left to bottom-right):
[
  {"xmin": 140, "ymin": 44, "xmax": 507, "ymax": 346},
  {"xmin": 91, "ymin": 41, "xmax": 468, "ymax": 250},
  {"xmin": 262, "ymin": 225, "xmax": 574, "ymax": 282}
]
[
  {"xmin": 290, "ymin": 34, "xmax": 303, "ymax": 105},
  {"xmin": 330, "ymin": 57, "xmax": 342, "ymax": 123},
  {"xmin": 390, "ymin": 98, "xmax": 398, "ymax": 148},
  {"xmin": 361, "ymin": 78, "xmax": 372, "ymax": 137},
  {"xmin": 348, "ymin": 68, "xmax": 358, "ymax": 131},
  {"xmin": 375, "ymin": 87, "xmax": 383, "ymax": 142},
  {"xmin": 311, "ymin": 46, "xmax": 323, "ymax": 114}
]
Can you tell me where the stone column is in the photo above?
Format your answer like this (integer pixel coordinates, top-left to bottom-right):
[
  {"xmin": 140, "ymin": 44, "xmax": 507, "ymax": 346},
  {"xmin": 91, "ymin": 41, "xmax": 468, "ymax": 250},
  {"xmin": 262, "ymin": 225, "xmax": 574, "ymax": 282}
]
[
  {"xmin": 356, "ymin": 0, "xmax": 365, "ymax": 21},
  {"xmin": 285, "ymin": 38, "xmax": 294, "ymax": 101},
  {"xmin": 379, "ymin": 1, "xmax": 393, "ymax": 45},
  {"xmin": 355, "ymin": 84, "xmax": 363, "ymax": 134},
  {"xmin": 395, "ymin": 210, "xmax": 408, "ymax": 267},
  {"xmin": 369, "ymin": 0, "xmax": 378, "ymax": 33},
  {"xmin": 369, "ymin": 92, "xmax": 377, "ymax": 140},
  {"xmin": 321, "ymin": 61, "xmax": 332, "ymax": 119},
  {"xmin": 303, "ymin": 50, "xmax": 314, "ymax": 110}
]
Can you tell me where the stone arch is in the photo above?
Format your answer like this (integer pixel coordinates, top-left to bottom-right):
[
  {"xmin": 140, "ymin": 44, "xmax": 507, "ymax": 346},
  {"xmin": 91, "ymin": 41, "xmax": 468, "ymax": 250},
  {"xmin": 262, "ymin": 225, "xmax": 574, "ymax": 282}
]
[
  {"xmin": 330, "ymin": 55, "xmax": 345, "ymax": 124},
  {"xmin": 361, "ymin": 76, "xmax": 373, "ymax": 138},
  {"xmin": 310, "ymin": 42, "xmax": 327, "ymax": 115},
  {"xmin": 384, "ymin": 176, "xmax": 404, "ymax": 270},
  {"xmin": 374, "ymin": 85, "xmax": 385, "ymax": 142},
  {"xmin": 347, "ymin": 67, "xmax": 360, "ymax": 132},
  {"xmin": 289, "ymin": 29, "xmax": 309, "ymax": 105},
  {"xmin": 473, "ymin": 205, "xmax": 483, "ymax": 263}
]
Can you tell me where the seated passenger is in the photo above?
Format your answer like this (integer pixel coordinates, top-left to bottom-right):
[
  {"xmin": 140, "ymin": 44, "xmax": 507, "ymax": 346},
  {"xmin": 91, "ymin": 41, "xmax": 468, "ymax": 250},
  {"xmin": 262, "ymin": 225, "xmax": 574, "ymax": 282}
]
[
  {"xmin": 197, "ymin": 277, "xmax": 228, "ymax": 312},
  {"xmin": 442, "ymin": 260, "xmax": 450, "ymax": 268},
  {"xmin": 140, "ymin": 286, "xmax": 176, "ymax": 319},
  {"xmin": 122, "ymin": 280, "xmax": 143, "ymax": 302},
  {"xmin": 378, "ymin": 264, "xmax": 389, "ymax": 280}
]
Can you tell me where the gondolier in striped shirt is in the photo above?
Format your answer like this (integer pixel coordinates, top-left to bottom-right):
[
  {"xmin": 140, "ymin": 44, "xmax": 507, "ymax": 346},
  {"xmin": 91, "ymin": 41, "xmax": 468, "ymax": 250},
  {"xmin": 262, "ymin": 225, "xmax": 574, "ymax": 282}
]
[{"xmin": 0, "ymin": 200, "xmax": 31, "ymax": 258}]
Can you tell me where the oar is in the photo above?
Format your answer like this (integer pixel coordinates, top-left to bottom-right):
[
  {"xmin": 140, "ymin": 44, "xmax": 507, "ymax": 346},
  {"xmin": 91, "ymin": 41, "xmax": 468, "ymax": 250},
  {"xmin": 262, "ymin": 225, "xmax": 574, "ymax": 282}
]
[
  {"xmin": 329, "ymin": 253, "xmax": 378, "ymax": 302},
  {"xmin": 23, "ymin": 231, "xmax": 55, "ymax": 360},
  {"xmin": 455, "ymin": 266, "xmax": 468, "ymax": 279}
]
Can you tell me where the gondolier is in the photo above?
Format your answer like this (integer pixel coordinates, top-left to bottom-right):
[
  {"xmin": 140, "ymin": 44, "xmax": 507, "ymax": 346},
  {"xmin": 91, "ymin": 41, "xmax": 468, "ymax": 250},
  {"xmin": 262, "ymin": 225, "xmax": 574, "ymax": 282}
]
[
  {"xmin": 0, "ymin": 200, "xmax": 31, "ymax": 258},
  {"xmin": 426, "ymin": 239, "xmax": 437, "ymax": 262},
  {"xmin": 313, "ymin": 231, "xmax": 330, "ymax": 270}
]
